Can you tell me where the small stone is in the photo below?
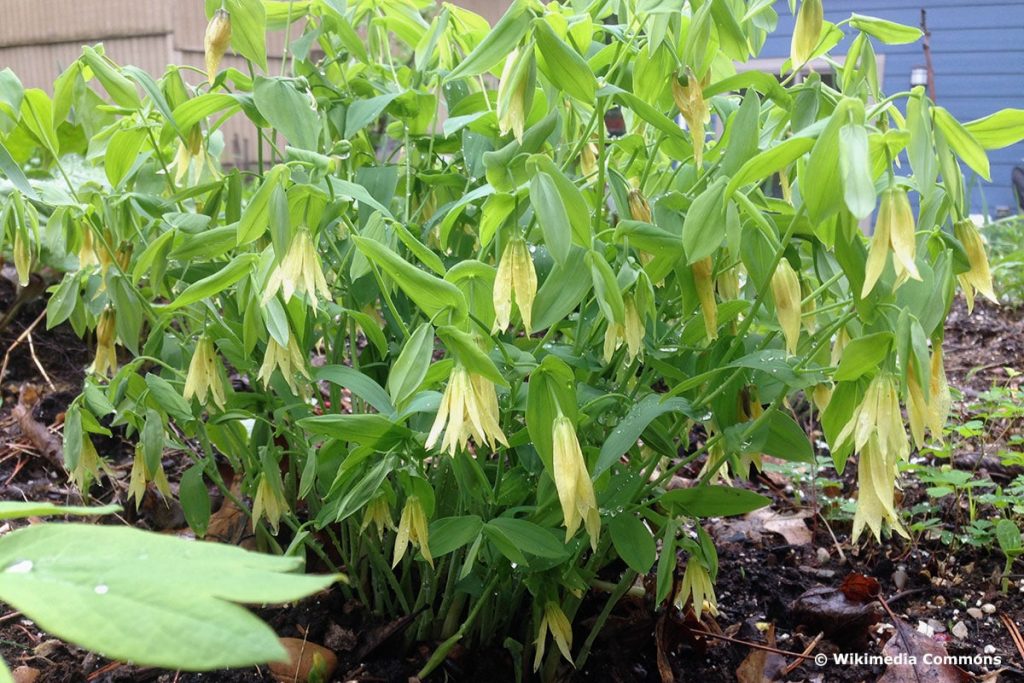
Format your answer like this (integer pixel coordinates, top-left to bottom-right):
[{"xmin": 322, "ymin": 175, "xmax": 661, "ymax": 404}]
[
  {"xmin": 984, "ymin": 645, "xmax": 997, "ymax": 655},
  {"xmin": 927, "ymin": 618, "xmax": 946, "ymax": 633},
  {"xmin": 916, "ymin": 621, "xmax": 935, "ymax": 637},
  {"xmin": 967, "ymin": 608, "xmax": 984, "ymax": 619},
  {"xmin": 893, "ymin": 568, "xmax": 908, "ymax": 590},
  {"xmin": 951, "ymin": 622, "xmax": 969, "ymax": 640},
  {"xmin": 981, "ymin": 603, "xmax": 997, "ymax": 615},
  {"xmin": 817, "ymin": 547, "xmax": 831, "ymax": 564}
]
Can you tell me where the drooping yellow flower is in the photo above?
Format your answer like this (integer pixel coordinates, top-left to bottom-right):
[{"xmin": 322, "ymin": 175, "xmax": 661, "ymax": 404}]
[
  {"xmin": 627, "ymin": 189, "xmax": 652, "ymax": 223},
  {"xmin": 603, "ymin": 296, "xmax": 645, "ymax": 362},
  {"xmin": 263, "ymin": 230, "xmax": 332, "ymax": 312},
  {"xmin": 790, "ymin": 0, "xmax": 823, "ymax": 67},
  {"xmin": 672, "ymin": 68, "xmax": 710, "ymax": 167},
  {"xmin": 493, "ymin": 238, "xmax": 537, "ymax": 334},
  {"xmin": 580, "ymin": 141, "xmax": 598, "ymax": 178},
  {"xmin": 533, "ymin": 601, "xmax": 573, "ymax": 671},
  {"xmin": 69, "ymin": 435, "xmax": 110, "ymax": 493},
  {"xmin": 13, "ymin": 228, "xmax": 30, "ymax": 287},
  {"xmin": 551, "ymin": 416, "xmax": 600, "ymax": 550},
  {"xmin": 78, "ymin": 223, "xmax": 99, "ymax": 268},
  {"xmin": 426, "ymin": 365, "xmax": 507, "ymax": 455},
  {"xmin": 257, "ymin": 336, "xmax": 310, "ymax": 395},
  {"xmin": 204, "ymin": 8, "xmax": 232, "ymax": 85},
  {"xmin": 496, "ymin": 47, "xmax": 534, "ymax": 141},
  {"xmin": 812, "ymin": 383, "xmax": 833, "ymax": 412},
  {"xmin": 361, "ymin": 495, "xmax": 394, "ymax": 541},
  {"xmin": 770, "ymin": 259, "xmax": 802, "ymax": 355},
  {"xmin": 90, "ymin": 308, "xmax": 118, "ymax": 376},
  {"xmin": 834, "ymin": 374, "xmax": 911, "ymax": 541},
  {"xmin": 927, "ymin": 347, "xmax": 951, "ymax": 438},
  {"xmin": 174, "ymin": 126, "xmax": 204, "ymax": 184},
  {"xmin": 392, "ymin": 495, "xmax": 432, "ymax": 568},
  {"xmin": 252, "ymin": 473, "xmax": 287, "ymax": 534},
  {"xmin": 183, "ymin": 336, "xmax": 227, "ymax": 410},
  {"xmin": 127, "ymin": 444, "xmax": 171, "ymax": 510},
  {"xmin": 692, "ymin": 257, "xmax": 718, "ymax": 341},
  {"xmin": 954, "ymin": 220, "xmax": 997, "ymax": 311},
  {"xmin": 863, "ymin": 187, "xmax": 920, "ymax": 297},
  {"xmin": 675, "ymin": 556, "xmax": 719, "ymax": 620}
]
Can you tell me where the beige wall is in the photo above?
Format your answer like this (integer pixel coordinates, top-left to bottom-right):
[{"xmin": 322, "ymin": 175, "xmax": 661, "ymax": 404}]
[{"xmin": 0, "ymin": 0, "xmax": 509, "ymax": 166}]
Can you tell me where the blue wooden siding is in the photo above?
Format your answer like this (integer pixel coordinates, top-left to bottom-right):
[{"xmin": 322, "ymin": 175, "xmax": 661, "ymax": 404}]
[{"xmin": 759, "ymin": 1, "xmax": 1024, "ymax": 215}]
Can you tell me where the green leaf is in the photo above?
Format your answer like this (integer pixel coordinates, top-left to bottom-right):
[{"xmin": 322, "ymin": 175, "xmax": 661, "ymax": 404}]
[
  {"xmin": 0, "ymin": 502, "xmax": 120, "ymax": 521},
  {"xmin": 351, "ymin": 236, "xmax": 467, "ymax": 324},
  {"xmin": 141, "ymin": 409, "xmax": 164, "ymax": 475},
  {"xmin": 530, "ymin": 171, "xmax": 571, "ymax": 265},
  {"xmin": 225, "ymin": 0, "xmax": 269, "ymax": 71},
  {"xmin": 0, "ymin": 523, "xmax": 335, "ymax": 670},
  {"xmin": 145, "ymin": 374, "xmax": 194, "ymax": 422},
  {"xmin": 682, "ymin": 177, "xmax": 728, "ymax": 264},
  {"xmin": 849, "ymin": 14, "xmax": 922, "ymax": 44},
  {"xmin": 19, "ymin": 89, "xmax": 59, "ymax": 157},
  {"xmin": 173, "ymin": 94, "xmax": 241, "ymax": 131},
  {"xmin": 105, "ymin": 127, "xmax": 147, "ymax": 187},
  {"xmin": 253, "ymin": 77, "xmax": 319, "ymax": 151},
  {"xmin": 757, "ymin": 411, "xmax": 814, "ymax": 463},
  {"xmin": 532, "ymin": 247, "xmax": 593, "ymax": 331},
  {"xmin": 445, "ymin": 0, "xmax": 530, "ymax": 81},
  {"xmin": 660, "ymin": 485, "xmax": 771, "ymax": 517},
  {"xmin": 299, "ymin": 414, "xmax": 410, "ymax": 447},
  {"xmin": 838, "ymin": 124, "xmax": 875, "ymax": 220},
  {"xmin": 165, "ymin": 254, "xmax": 259, "ymax": 310},
  {"xmin": 834, "ymin": 332, "xmax": 893, "ymax": 381},
  {"xmin": 964, "ymin": 109, "xmax": 1024, "ymax": 150},
  {"xmin": 0, "ymin": 142, "xmax": 35, "ymax": 199},
  {"xmin": 387, "ymin": 323, "xmax": 435, "ymax": 407},
  {"xmin": 725, "ymin": 137, "xmax": 814, "ymax": 199},
  {"xmin": 80, "ymin": 46, "xmax": 141, "ymax": 109},
  {"xmin": 179, "ymin": 465, "xmax": 212, "ymax": 537},
  {"xmin": 932, "ymin": 106, "xmax": 990, "ymax": 181},
  {"xmin": 314, "ymin": 365, "xmax": 396, "ymax": 417},
  {"xmin": 596, "ymin": 395, "xmax": 694, "ymax": 475},
  {"xmin": 237, "ymin": 165, "xmax": 289, "ymax": 245},
  {"xmin": 484, "ymin": 518, "xmax": 568, "ymax": 560},
  {"xmin": 429, "ymin": 516, "xmax": 483, "ymax": 557},
  {"xmin": 533, "ymin": 20, "xmax": 596, "ymax": 102},
  {"xmin": 608, "ymin": 515, "xmax": 656, "ymax": 573},
  {"xmin": 436, "ymin": 326, "xmax": 507, "ymax": 386},
  {"xmin": 996, "ymin": 519, "xmax": 1022, "ymax": 556}
]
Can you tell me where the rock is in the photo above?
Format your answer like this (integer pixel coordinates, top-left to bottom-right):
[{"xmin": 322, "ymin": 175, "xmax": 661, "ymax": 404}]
[
  {"xmin": 984, "ymin": 644, "xmax": 997, "ymax": 655},
  {"xmin": 270, "ymin": 638, "xmax": 338, "ymax": 683},
  {"xmin": 926, "ymin": 618, "xmax": 946, "ymax": 633},
  {"xmin": 981, "ymin": 603, "xmax": 997, "ymax": 615},
  {"xmin": 817, "ymin": 547, "xmax": 831, "ymax": 564},
  {"xmin": 951, "ymin": 622, "xmax": 969, "ymax": 640},
  {"xmin": 324, "ymin": 622, "xmax": 357, "ymax": 652},
  {"xmin": 967, "ymin": 607, "xmax": 984, "ymax": 619},
  {"xmin": 893, "ymin": 567, "xmax": 908, "ymax": 591}
]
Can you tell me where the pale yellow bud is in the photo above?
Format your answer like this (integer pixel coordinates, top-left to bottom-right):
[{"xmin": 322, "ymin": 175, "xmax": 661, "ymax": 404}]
[
  {"xmin": 392, "ymin": 495, "xmax": 432, "ymax": 568},
  {"xmin": 692, "ymin": 256, "xmax": 718, "ymax": 341},
  {"xmin": 183, "ymin": 336, "xmax": 227, "ymax": 410},
  {"xmin": 623, "ymin": 296, "xmax": 644, "ymax": 361},
  {"xmin": 627, "ymin": 189, "xmax": 652, "ymax": 223},
  {"xmin": 496, "ymin": 47, "xmax": 534, "ymax": 141},
  {"xmin": 812, "ymin": 383, "xmax": 833, "ymax": 412},
  {"xmin": 252, "ymin": 473, "xmax": 287, "ymax": 534},
  {"xmin": 927, "ymin": 348, "xmax": 951, "ymax": 439},
  {"xmin": 13, "ymin": 228, "xmax": 31, "ymax": 286},
  {"xmin": 533, "ymin": 601, "xmax": 573, "ymax": 671},
  {"xmin": 790, "ymin": 0, "xmax": 823, "ymax": 68},
  {"xmin": 204, "ymin": 9, "xmax": 232, "ymax": 85},
  {"xmin": 770, "ymin": 259, "xmax": 802, "ymax": 355},
  {"xmin": 493, "ymin": 238, "xmax": 537, "ymax": 334},
  {"xmin": 91, "ymin": 308, "xmax": 118, "ymax": 376},
  {"xmin": 361, "ymin": 495, "xmax": 394, "ymax": 540},
  {"xmin": 672, "ymin": 69, "xmax": 710, "ymax": 167},
  {"xmin": 676, "ymin": 557, "xmax": 719, "ymax": 620}
]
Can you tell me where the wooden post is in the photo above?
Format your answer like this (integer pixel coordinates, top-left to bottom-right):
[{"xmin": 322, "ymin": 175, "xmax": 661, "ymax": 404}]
[{"xmin": 920, "ymin": 8, "xmax": 937, "ymax": 101}]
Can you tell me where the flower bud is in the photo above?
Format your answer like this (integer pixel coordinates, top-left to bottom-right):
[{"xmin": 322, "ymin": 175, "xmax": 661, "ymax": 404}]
[
  {"xmin": 790, "ymin": 0, "xmax": 823, "ymax": 67},
  {"xmin": 493, "ymin": 238, "xmax": 537, "ymax": 334},
  {"xmin": 672, "ymin": 68, "xmax": 710, "ymax": 167},
  {"xmin": 953, "ymin": 219, "xmax": 997, "ymax": 310},
  {"xmin": 205, "ymin": 9, "xmax": 232, "ymax": 85},
  {"xmin": 692, "ymin": 256, "xmax": 718, "ymax": 341},
  {"xmin": 770, "ymin": 259, "xmax": 802, "ymax": 355},
  {"xmin": 533, "ymin": 601, "xmax": 573, "ymax": 670},
  {"xmin": 361, "ymin": 495, "xmax": 394, "ymax": 541},
  {"xmin": 676, "ymin": 556, "xmax": 719, "ymax": 620},
  {"xmin": 252, "ymin": 473, "xmax": 286, "ymax": 534},
  {"xmin": 183, "ymin": 336, "xmax": 227, "ymax": 410},
  {"xmin": 496, "ymin": 47, "xmax": 535, "ymax": 141},
  {"xmin": 12, "ymin": 226, "xmax": 31, "ymax": 286},
  {"xmin": 91, "ymin": 308, "xmax": 118, "ymax": 376},
  {"xmin": 627, "ymin": 189, "xmax": 652, "ymax": 223}
]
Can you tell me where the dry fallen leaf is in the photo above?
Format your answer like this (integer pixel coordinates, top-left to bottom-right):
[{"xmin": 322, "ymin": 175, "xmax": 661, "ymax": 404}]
[
  {"xmin": 877, "ymin": 618, "xmax": 970, "ymax": 683},
  {"xmin": 735, "ymin": 624, "xmax": 787, "ymax": 683},
  {"xmin": 711, "ymin": 508, "xmax": 813, "ymax": 546},
  {"xmin": 789, "ymin": 586, "xmax": 881, "ymax": 647},
  {"xmin": 269, "ymin": 638, "xmax": 338, "ymax": 683}
]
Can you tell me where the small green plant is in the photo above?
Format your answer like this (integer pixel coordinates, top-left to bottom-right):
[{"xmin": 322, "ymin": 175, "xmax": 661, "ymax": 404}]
[
  {"xmin": 1, "ymin": 0, "xmax": 1024, "ymax": 676},
  {"xmin": 995, "ymin": 518, "xmax": 1022, "ymax": 593}
]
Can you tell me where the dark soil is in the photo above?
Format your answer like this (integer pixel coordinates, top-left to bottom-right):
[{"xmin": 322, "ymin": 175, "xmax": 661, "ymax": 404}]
[{"xmin": 1, "ymin": 286, "xmax": 1023, "ymax": 682}]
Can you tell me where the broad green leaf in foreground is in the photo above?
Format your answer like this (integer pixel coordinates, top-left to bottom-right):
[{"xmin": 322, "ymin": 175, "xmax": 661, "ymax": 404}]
[{"xmin": 0, "ymin": 524, "xmax": 338, "ymax": 671}]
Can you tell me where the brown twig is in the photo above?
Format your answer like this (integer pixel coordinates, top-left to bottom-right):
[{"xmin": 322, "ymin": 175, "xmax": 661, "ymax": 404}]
[
  {"xmin": 0, "ymin": 308, "xmax": 48, "ymax": 386},
  {"xmin": 876, "ymin": 593, "xmax": 923, "ymax": 683},
  {"xmin": 780, "ymin": 631, "xmax": 824, "ymax": 677},
  {"xmin": 689, "ymin": 628, "xmax": 815, "ymax": 662},
  {"xmin": 1001, "ymin": 613, "xmax": 1024, "ymax": 664}
]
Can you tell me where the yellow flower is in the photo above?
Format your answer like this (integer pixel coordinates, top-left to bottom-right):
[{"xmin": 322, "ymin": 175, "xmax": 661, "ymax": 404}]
[
  {"xmin": 603, "ymin": 296, "xmax": 645, "ymax": 362},
  {"xmin": 127, "ymin": 444, "xmax": 171, "ymax": 510},
  {"xmin": 263, "ymin": 230, "xmax": 332, "ymax": 312},
  {"xmin": 954, "ymin": 220, "xmax": 997, "ymax": 311},
  {"xmin": 790, "ymin": 0, "xmax": 823, "ymax": 67},
  {"xmin": 580, "ymin": 142, "xmax": 598, "ymax": 178},
  {"xmin": 257, "ymin": 336, "xmax": 310, "ymax": 395},
  {"xmin": 392, "ymin": 496, "xmax": 432, "ymax": 568},
  {"xmin": 533, "ymin": 601, "xmax": 573, "ymax": 671},
  {"xmin": 672, "ymin": 68, "xmax": 710, "ymax": 167},
  {"xmin": 78, "ymin": 223, "xmax": 99, "ymax": 268},
  {"xmin": 551, "ymin": 415, "xmax": 600, "ymax": 550},
  {"xmin": 627, "ymin": 189, "xmax": 652, "ymax": 223},
  {"xmin": 927, "ymin": 348, "xmax": 951, "ymax": 438},
  {"xmin": 174, "ymin": 126, "xmax": 204, "ymax": 184},
  {"xmin": 493, "ymin": 238, "xmax": 537, "ymax": 334},
  {"xmin": 770, "ymin": 259, "xmax": 802, "ymax": 355},
  {"xmin": 812, "ymin": 383, "xmax": 833, "ymax": 412},
  {"xmin": 675, "ymin": 556, "xmax": 719, "ymax": 620},
  {"xmin": 183, "ymin": 336, "xmax": 227, "ymax": 410},
  {"xmin": 90, "ymin": 308, "xmax": 118, "ymax": 376},
  {"xmin": 496, "ymin": 47, "xmax": 535, "ymax": 141},
  {"xmin": 69, "ymin": 435, "xmax": 110, "ymax": 493},
  {"xmin": 692, "ymin": 257, "xmax": 718, "ymax": 341},
  {"xmin": 204, "ymin": 8, "xmax": 232, "ymax": 85},
  {"xmin": 863, "ymin": 187, "xmax": 920, "ymax": 297},
  {"xmin": 426, "ymin": 365, "xmax": 507, "ymax": 455},
  {"xmin": 13, "ymin": 227, "xmax": 31, "ymax": 287},
  {"xmin": 834, "ymin": 374, "xmax": 911, "ymax": 541},
  {"xmin": 252, "ymin": 473, "xmax": 287, "ymax": 534},
  {"xmin": 361, "ymin": 495, "xmax": 394, "ymax": 541}
]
